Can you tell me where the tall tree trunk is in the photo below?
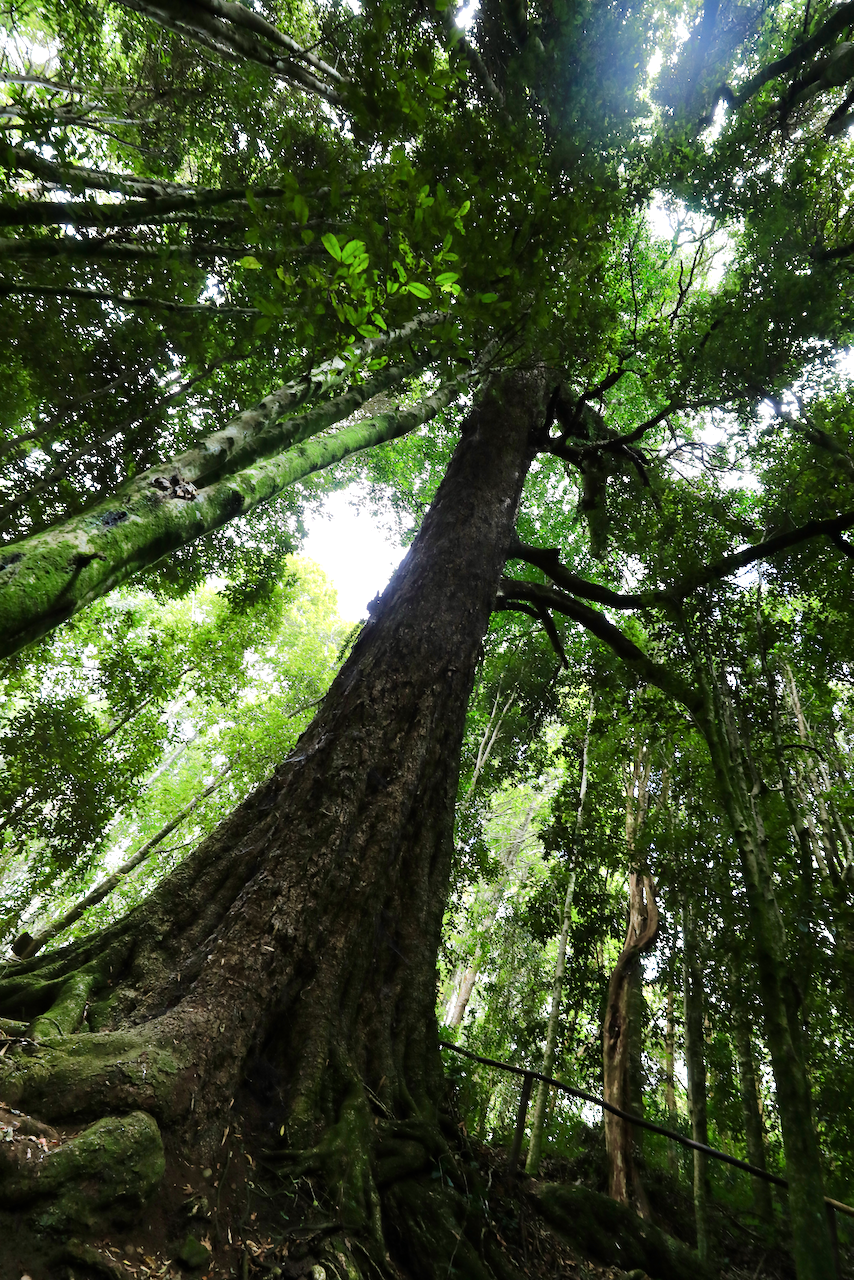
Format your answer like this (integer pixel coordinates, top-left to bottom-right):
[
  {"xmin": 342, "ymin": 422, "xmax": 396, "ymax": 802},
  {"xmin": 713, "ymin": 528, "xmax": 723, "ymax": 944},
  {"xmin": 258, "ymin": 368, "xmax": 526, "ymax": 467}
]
[
  {"xmin": 732, "ymin": 1004, "xmax": 775, "ymax": 1225},
  {"xmin": 664, "ymin": 984, "xmax": 679, "ymax": 1177},
  {"xmin": 682, "ymin": 899, "xmax": 711, "ymax": 1262},
  {"xmin": 603, "ymin": 867, "xmax": 659, "ymax": 1215},
  {"xmin": 526, "ymin": 698, "xmax": 593, "ymax": 1175},
  {"xmin": 0, "ymin": 370, "xmax": 547, "ymax": 1278},
  {"xmin": 696, "ymin": 660, "xmax": 838, "ymax": 1280}
]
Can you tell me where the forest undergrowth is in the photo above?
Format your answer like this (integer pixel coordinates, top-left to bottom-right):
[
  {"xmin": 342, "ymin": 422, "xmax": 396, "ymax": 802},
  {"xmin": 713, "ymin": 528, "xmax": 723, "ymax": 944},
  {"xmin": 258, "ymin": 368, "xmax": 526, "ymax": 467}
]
[{"xmin": 3, "ymin": 1086, "xmax": 844, "ymax": 1280}]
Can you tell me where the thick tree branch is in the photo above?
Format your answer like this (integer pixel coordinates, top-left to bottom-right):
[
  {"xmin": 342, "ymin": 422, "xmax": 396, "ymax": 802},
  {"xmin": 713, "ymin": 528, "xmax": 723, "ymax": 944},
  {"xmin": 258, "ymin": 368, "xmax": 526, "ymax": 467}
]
[
  {"xmin": 0, "ymin": 191, "xmax": 321, "ymax": 230},
  {"xmin": 0, "ymin": 374, "xmax": 466, "ymax": 657},
  {"xmin": 6, "ymin": 148, "xmax": 239, "ymax": 199},
  {"xmin": 0, "ymin": 238, "xmax": 306, "ymax": 264},
  {"xmin": 511, "ymin": 508, "xmax": 854, "ymax": 611}
]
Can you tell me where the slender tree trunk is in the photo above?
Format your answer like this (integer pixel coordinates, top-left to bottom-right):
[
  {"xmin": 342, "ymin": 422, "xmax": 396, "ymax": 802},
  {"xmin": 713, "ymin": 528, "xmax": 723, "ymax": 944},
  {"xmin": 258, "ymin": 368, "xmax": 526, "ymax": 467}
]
[
  {"xmin": 443, "ymin": 796, "xmax": 539, "ymax": 1027},
  {"xmin": 664, "ymin": 984, "xmax": 679, "ymax": 1177},
  {"xmin": 0, "ymin": 370, "xmax": 548, "ymax": 1278},
  {"xmin": 603, "ymin": 739, "xmax": 658, "ymax": 1214},
  {"xmin": 603, "ymin": 868, "xmax": 659, "ymax": 1215},
  {"xmin": 682, "ymin": 900, "xmax": 711, "ymax": 1262},
  {"xmin": 732, "ymin": 1006, "xmax": 775, "ymax": 1224},
  {"xmin": 696, "ymin": 663, "xmax": 838, "ymax": 1280},
  {"xmin": 11, "ymin": 770, "xmax": 229, "ymax": 959},
  {"xmin": 526, "ymin": 699, "xmax": 593, "ymax": 1175},
  {"xmin": 445, "ymin": 962, "xmax": 480, "ymax": 1028},
  {"xmin": 525, "ymin": 868, "xmax": 575, "ymax": 1173}
]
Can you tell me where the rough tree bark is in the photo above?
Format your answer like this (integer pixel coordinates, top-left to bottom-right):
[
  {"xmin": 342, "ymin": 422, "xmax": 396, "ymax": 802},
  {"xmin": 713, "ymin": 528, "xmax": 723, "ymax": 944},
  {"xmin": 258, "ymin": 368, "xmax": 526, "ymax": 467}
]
[{"xmin": 0, "ymin": 369, "xmax": 547, "ymax": 1278}]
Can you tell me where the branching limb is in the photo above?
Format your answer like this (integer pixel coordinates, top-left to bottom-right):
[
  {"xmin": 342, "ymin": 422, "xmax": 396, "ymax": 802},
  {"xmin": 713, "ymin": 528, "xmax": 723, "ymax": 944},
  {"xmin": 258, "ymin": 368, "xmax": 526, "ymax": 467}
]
[
  {"xmin": 509, "ymin": 538, "xmax": 652, "ymax": 609},
  {"xmin": 511, "ymin": 507, "xmax": 854, "ymax": 608},
  {"xmin": 180, "ymin": 0, "xmax": 346, "ymax": 84},
  {"xmin": 496, "ymin": 577, "xmax": 701, "ymax": 714},
  {"xmin": 713, "ymin": 0, "xmax": 854, "ymax": 109},
  {"xmin": 112, "ymin": 0, "xmax": 342, "ymax": 102},
  {"xmin": 493, "ymin": 597, "xmax": 568, "ymax": 667}
]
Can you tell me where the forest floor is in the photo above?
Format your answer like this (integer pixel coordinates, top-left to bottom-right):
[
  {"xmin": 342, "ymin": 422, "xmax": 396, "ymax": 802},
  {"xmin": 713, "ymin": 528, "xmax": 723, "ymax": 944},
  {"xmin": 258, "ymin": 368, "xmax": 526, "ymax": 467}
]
[{"xmin": 1, "ymin": 1095, "xmax": 850, "ymax": 1280}]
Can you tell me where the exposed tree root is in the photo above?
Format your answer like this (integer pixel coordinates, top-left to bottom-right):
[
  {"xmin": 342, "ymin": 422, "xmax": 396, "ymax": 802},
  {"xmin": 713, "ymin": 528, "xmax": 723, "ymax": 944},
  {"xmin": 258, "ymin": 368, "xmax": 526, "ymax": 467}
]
[{"xmin": 1, "ymin": 1106, "xmax": 163, "ymax": 1232}]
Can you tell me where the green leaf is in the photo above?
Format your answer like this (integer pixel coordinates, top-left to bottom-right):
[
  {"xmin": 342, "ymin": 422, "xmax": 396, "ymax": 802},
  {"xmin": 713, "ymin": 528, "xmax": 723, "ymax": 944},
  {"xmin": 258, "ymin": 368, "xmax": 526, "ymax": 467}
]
[
  {"xmin": 293, "ymin": 193, "xmax": 310, "ymax": 225},
  {"xmin": 404, "ymin": 282, "xmax": 432, "ymax": 298},
  {"xmin": 238, "ymin": 256, "xmax": 263, "ymax": 270},
  {"xmin": 435, "ymin": 272, "xmax": 459, "ymax": 287},
  {"xmin": 321, "ymin": 233, "xmax": 343, "ymax": 261},
  {"xmin": 341, "ymin": 239, "xmax": 367, "ymax": 264},
  {"xmin": 479, "ymin": 292, "xmax": 499, "ymax": 303}
]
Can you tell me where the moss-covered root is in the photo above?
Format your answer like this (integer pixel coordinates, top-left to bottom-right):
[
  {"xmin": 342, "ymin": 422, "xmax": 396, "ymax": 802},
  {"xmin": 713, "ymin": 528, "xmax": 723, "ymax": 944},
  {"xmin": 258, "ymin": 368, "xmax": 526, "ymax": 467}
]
[
  {"xmin": 1, "ymin": 1110, "xmax": 164, "ymax": 1232},
  {"xmin": 272, "ymin": 1090, "xmax": 513, "ymax": 1280},
  {"xmin": 28, "ymin": 970, "xmax": 97, "ymax": 1039},
  {"xmin": 532, "ymin": 1183, "xmax": 716, "ymax": 1280},
  {"xmin": 0, "ymin": 1030, "xmax": 183, "ymax": 1120},
  {"xmin": 384, "ymin": 1175, "xmax": 512, "ymax": 1280}
]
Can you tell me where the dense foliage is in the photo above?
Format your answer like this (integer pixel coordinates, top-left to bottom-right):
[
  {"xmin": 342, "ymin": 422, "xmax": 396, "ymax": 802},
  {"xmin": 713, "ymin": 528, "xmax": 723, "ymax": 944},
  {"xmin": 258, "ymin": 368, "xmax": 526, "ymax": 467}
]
[{"xmin": 4, "ymin": 0, "xmax": 854, "ymax": 1276}]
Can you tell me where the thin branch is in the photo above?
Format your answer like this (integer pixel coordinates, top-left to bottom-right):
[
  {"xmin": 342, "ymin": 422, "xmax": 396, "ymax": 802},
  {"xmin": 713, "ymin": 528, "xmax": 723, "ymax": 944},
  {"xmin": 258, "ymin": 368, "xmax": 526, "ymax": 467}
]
[{"xmin": 0, "ymin": 285, "xmax": 259, "ymax": 314}]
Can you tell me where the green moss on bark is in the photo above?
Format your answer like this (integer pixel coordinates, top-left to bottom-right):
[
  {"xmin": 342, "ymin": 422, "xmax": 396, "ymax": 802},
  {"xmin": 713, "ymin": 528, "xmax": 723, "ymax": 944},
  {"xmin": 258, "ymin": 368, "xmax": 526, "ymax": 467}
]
[
  {"xmin": 533, "ymin": 1183, "xmax": 715, "ymax": 1280},
  {"xmin": 3, "ymin": 1111, "xmax": 164, "ymax": 1233}
]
